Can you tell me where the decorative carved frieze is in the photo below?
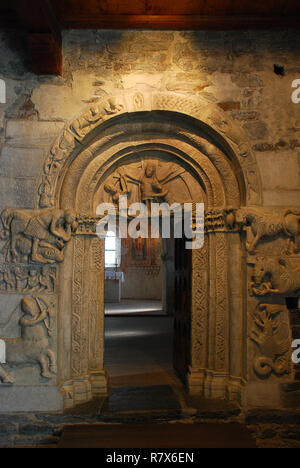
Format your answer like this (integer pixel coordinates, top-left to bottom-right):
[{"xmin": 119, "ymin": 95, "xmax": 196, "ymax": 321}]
[
  {"xmin": 38, "ymin": 97, "xmax": 124, "ymax": 208},
  {"xmin": 0, "ymin": 296, "xmax": 56, "ymax": 384},
  {"xmin": 37, "ymin": 92, "xmax": 261, "ymax": 210},
  {"xmin": 0, "ymin": 264, "xmax": 56, "ymax": 293},
  {"xmin": 191, "ymin": 237, "xmax": 209, "ymax": 369},
  {"xmin": 250, "ymin": 303, "xmax": 291, "ymax": 377},
  {"xmin": 75, "ymin": 209, "xmax": 239, "ymax": 237},
  {"xmin": 71, "ymin": 236, "xmax": 85, "ymax": 378},
  {"xmin": 215, "ymin": 233, "xmax": 229, "ymax": 371},
  {"xmin": 69, "ymin": 98, "xmax": 123, "ymax": 142}
]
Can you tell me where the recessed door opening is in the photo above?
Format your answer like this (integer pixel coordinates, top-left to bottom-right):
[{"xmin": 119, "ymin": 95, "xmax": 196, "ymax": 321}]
[{"xmin": 104, "ymin": 228, "xmax": 191, "ymax": 412}]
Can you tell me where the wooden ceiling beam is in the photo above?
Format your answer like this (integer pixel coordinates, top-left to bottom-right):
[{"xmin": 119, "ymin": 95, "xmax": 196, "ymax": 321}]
[
  {"xmin": 57, "ymin": 14, "xmax": 300, "ymax": 30},
  {"xmin": 13, "ymin": 0, "xmax": 62, "ymax": 75}
]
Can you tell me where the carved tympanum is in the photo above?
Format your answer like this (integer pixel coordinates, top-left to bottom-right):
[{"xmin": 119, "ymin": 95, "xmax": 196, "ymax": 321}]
[
  {"xmin": 236, "ymin": 206, "xmax": 300, "ymax": 254},
  {"xmin": 249, "ymin": 256, "xmax": 300, "ymax": 296},
  {"xmin": 250, "ymin": 303, "xmax": 291, "ymax": 377},
  {"xmin": 0, "ymin": 296, "xmax": 56, "ymax": 384},
  {"xmin": 0, "ymin": 208, "xmax": 77, "ymax": 264},
  {"xmin": 98, "ymin": 158, "xmax": 202, "ymax": 208}
]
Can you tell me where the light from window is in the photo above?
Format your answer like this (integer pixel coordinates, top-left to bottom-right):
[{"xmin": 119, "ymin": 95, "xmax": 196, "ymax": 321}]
[{"xmin": 105, "ymin": 231, "xmax": 117, "ymax": 266}]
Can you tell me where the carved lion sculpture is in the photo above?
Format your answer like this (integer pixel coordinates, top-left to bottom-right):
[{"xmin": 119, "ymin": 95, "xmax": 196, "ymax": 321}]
[
  {"xmin": 0, "ymin": 296, "xmax": 56, "ymax": 384},
  {"xmin": 0, "ymin": 208, "xmax": 77, "ymax": 264},
  {"xmin": 249, "ymin": 256, "xmax": 300, "ymax": 296},
  {"xmin": 236, "ymin": 206, "xmax": 300, "ymax": 254}
]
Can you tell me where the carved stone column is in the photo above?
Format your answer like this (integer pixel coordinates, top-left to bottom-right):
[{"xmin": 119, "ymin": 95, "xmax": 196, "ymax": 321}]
[
  {"xmin": 188, "ymin": 212, "xmax": 243, "ymax": 402},
  {"xmin": 88, "ymin": 237, "xmax": 107, "ymax": 396},
  {"xmin": 227, "ymin": 231, "xmax": 246, "ymax": 402},
  {"xmin": 61, "ymin": 235, "xmax": 107, "ymax": 409},
  {"xmin": 205, "ymin": 232, "xmax": 230, "ymax": 398},
  {"xmin": 188, "ymin": 235, "xmax": 209, "ymax": 394}
]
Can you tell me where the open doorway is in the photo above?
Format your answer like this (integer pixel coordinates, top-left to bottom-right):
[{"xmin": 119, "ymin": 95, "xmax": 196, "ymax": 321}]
[
  {"xmin": 103, "ymin": 231, "xmax": 190, "ymax": 394},
  {"xmin": 104, "ymin": 234, "xmax": 164, "ymax": 316}
]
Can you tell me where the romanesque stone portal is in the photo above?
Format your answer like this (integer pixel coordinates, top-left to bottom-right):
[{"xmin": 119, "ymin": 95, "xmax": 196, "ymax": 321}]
[{"xmin": 0, "ymin": 90, "xmax": 299, "ymax": 411}]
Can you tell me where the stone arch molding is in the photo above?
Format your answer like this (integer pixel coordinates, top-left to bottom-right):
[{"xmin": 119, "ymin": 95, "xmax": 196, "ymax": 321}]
[{"xmin": 38, "ymin": 90, "xmax": 262, "ymax": 211}]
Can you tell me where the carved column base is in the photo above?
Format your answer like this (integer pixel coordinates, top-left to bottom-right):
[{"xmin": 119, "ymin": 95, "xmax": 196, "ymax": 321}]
[
  {"xmin": 89, "ymin": 369, "xmax": 108, "ymax": 397},
  {"xmin": 188, "ymin": 368, "xmax": 244, "ymax": 403},
  {"xmin": 60, "ymin": 371, "xmax": 108, "ymax": 409},
  {"xmin": 187, "ymin": 367, "xmax": 206, "ymax": 395},
  {"xmin": 204, "ymin": 371, "xmax": 228, "ymax": 399},
  {"xmin": 226, "ymin": 376, "xmax": 245, "ymax": 404},
  {"xmin": 188, "ymin": 368, "xmax": 228, "ymax": 399}
]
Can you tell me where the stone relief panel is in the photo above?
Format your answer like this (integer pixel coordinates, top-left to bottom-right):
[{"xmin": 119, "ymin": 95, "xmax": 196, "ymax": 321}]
[
  {"xmin": 37, "ymin": 92, "xmax": 260, "ymax": 211},
  {"xmin": 237, "ymin": 205, "xmax": 299, "ymax": 383},
  {"xmin": 95, "ymin": 156, "xmax": 204, "ymax": 208},
  {"xmin": 0, "ymin": 296, "xmax": 57, "ymax": 385},
  {"xmin": 236, "ymin": 206, "xmax": 300, "ymax": 255},
  {"xmin": 249, "ymin": 256, "xmax": 300, "ymax": 297},
  {"xmin": 0, "ymin": 208, "xmax": 77, "ymax": 265},
  {"xmin": 0, "ymin": 264, "xmax": 56, "ymax": 293},
  {"xmin": 0, "ymin": 207, "xmax": 74, "ymax": 389},
  {"xmin": 249, "ymin": 303, "xmax": 291, "ymax": 378}
]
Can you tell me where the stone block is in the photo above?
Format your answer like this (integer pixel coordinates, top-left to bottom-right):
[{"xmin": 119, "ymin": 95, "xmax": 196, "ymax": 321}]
[
  {"xmin": 244, "ymin": 382, "xmax": 281, "ymax": 408},
  {"xmin": 0, "ymin": 146, "xmax": 45, "ymax": 178},
  {"xmin": 5, "ymin": 120, "xmax": 64, "ymax": 147},
  {"xmin": 256, "ymin": 151, "xmax": 300, "ymax": 190},
  {"xmin": 0, "ymin": 386, "xmax": 63, "ymax": 412},
  {"xmin": 263, "ymin": 189, "xmax": 300, "ymax": 207},
  {"xmin": 0, "ymin": 177, "xmax": 37, "ymax": 209}
]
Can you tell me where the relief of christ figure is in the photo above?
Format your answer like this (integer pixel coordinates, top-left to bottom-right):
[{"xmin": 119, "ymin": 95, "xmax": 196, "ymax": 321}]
[{"xmin": 104, "ymin": 160, "xmax": 187, "ymax": 208}]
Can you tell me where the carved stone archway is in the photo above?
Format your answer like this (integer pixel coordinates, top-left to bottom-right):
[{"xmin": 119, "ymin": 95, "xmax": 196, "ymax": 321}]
[{"xmin": 38, "ymin": 91, "xmax": 262, "ymax": 409}]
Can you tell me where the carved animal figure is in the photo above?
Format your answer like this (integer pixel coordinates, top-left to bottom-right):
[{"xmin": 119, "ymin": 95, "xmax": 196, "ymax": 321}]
[
  {"xmin": 236, "ymin": 206, "xmax": 300, "ymax": 254},
  {"xmin": 0, "ymin": 208, "xmax": 77, "ymax": 264},
  {"xmin": 0, "ymin": 297, "xmax": 56, "ymax": 384},
  {"xmin": 250, "ymin": 256, "xmax": 300, "ymax": 296},
  {"xmin": 71, "ymin": 98, "xmax": 123, "ymax": 139},
  {"xmin": 250, "ymin": 303, "xmax": 290, "ymax": 377}
]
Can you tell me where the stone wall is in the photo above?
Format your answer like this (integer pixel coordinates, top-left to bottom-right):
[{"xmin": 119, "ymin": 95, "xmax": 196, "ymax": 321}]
[
  {"xmin": 0, "ymin": 28, "xmax": 300, "ymax": 414},
  {"xmin": 0, "ymin": 29, "xmax": 299, "ymax": 211}
]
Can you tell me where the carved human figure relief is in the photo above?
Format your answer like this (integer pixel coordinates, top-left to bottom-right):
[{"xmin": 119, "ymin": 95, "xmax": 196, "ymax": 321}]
[
  {"xmin": 250, "ymin": 303, "xmax": 291, "ymax": 378},
  {"xmin": 0, "ymin": 296, "xmax": 57, "ymax": 384},
  {"xmin": 97, "ymin": 157, "xmax": 203, "ymax": 208},
  {"xmin": 0, "ymin": 208, "xmax": 77, "ymax": 264},
  {"xmin": 236, "ymin": 206, "xmax": 300, "ymax": 254},
  {"xmin": 249, "ymin": 256, "xmax": 300, "ymax": 296},
  {"xmin": 0, "ymin": 265, "xmax": 56, "ymax": 293}
]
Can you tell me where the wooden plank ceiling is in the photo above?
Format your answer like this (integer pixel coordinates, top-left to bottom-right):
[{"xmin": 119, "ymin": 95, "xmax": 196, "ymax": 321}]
[{"xmin": 0, "ymin": 0, "xmax": 299, "ymax": 75}]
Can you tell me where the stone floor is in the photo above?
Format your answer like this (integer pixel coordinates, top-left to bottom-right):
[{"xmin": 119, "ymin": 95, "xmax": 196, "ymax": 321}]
[
  {"xmin": 2, "ymin": 314, "xmax": 300, "ymax": 447},
  {"xmin": 104, "ymin": 315, "xmax": 173, "ymax": 384}
]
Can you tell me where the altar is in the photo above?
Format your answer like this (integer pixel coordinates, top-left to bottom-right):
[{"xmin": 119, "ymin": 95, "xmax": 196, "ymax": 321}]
[{"xmin": 104, "ymin": 270, "xmax": 125, "ymax": 303}]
